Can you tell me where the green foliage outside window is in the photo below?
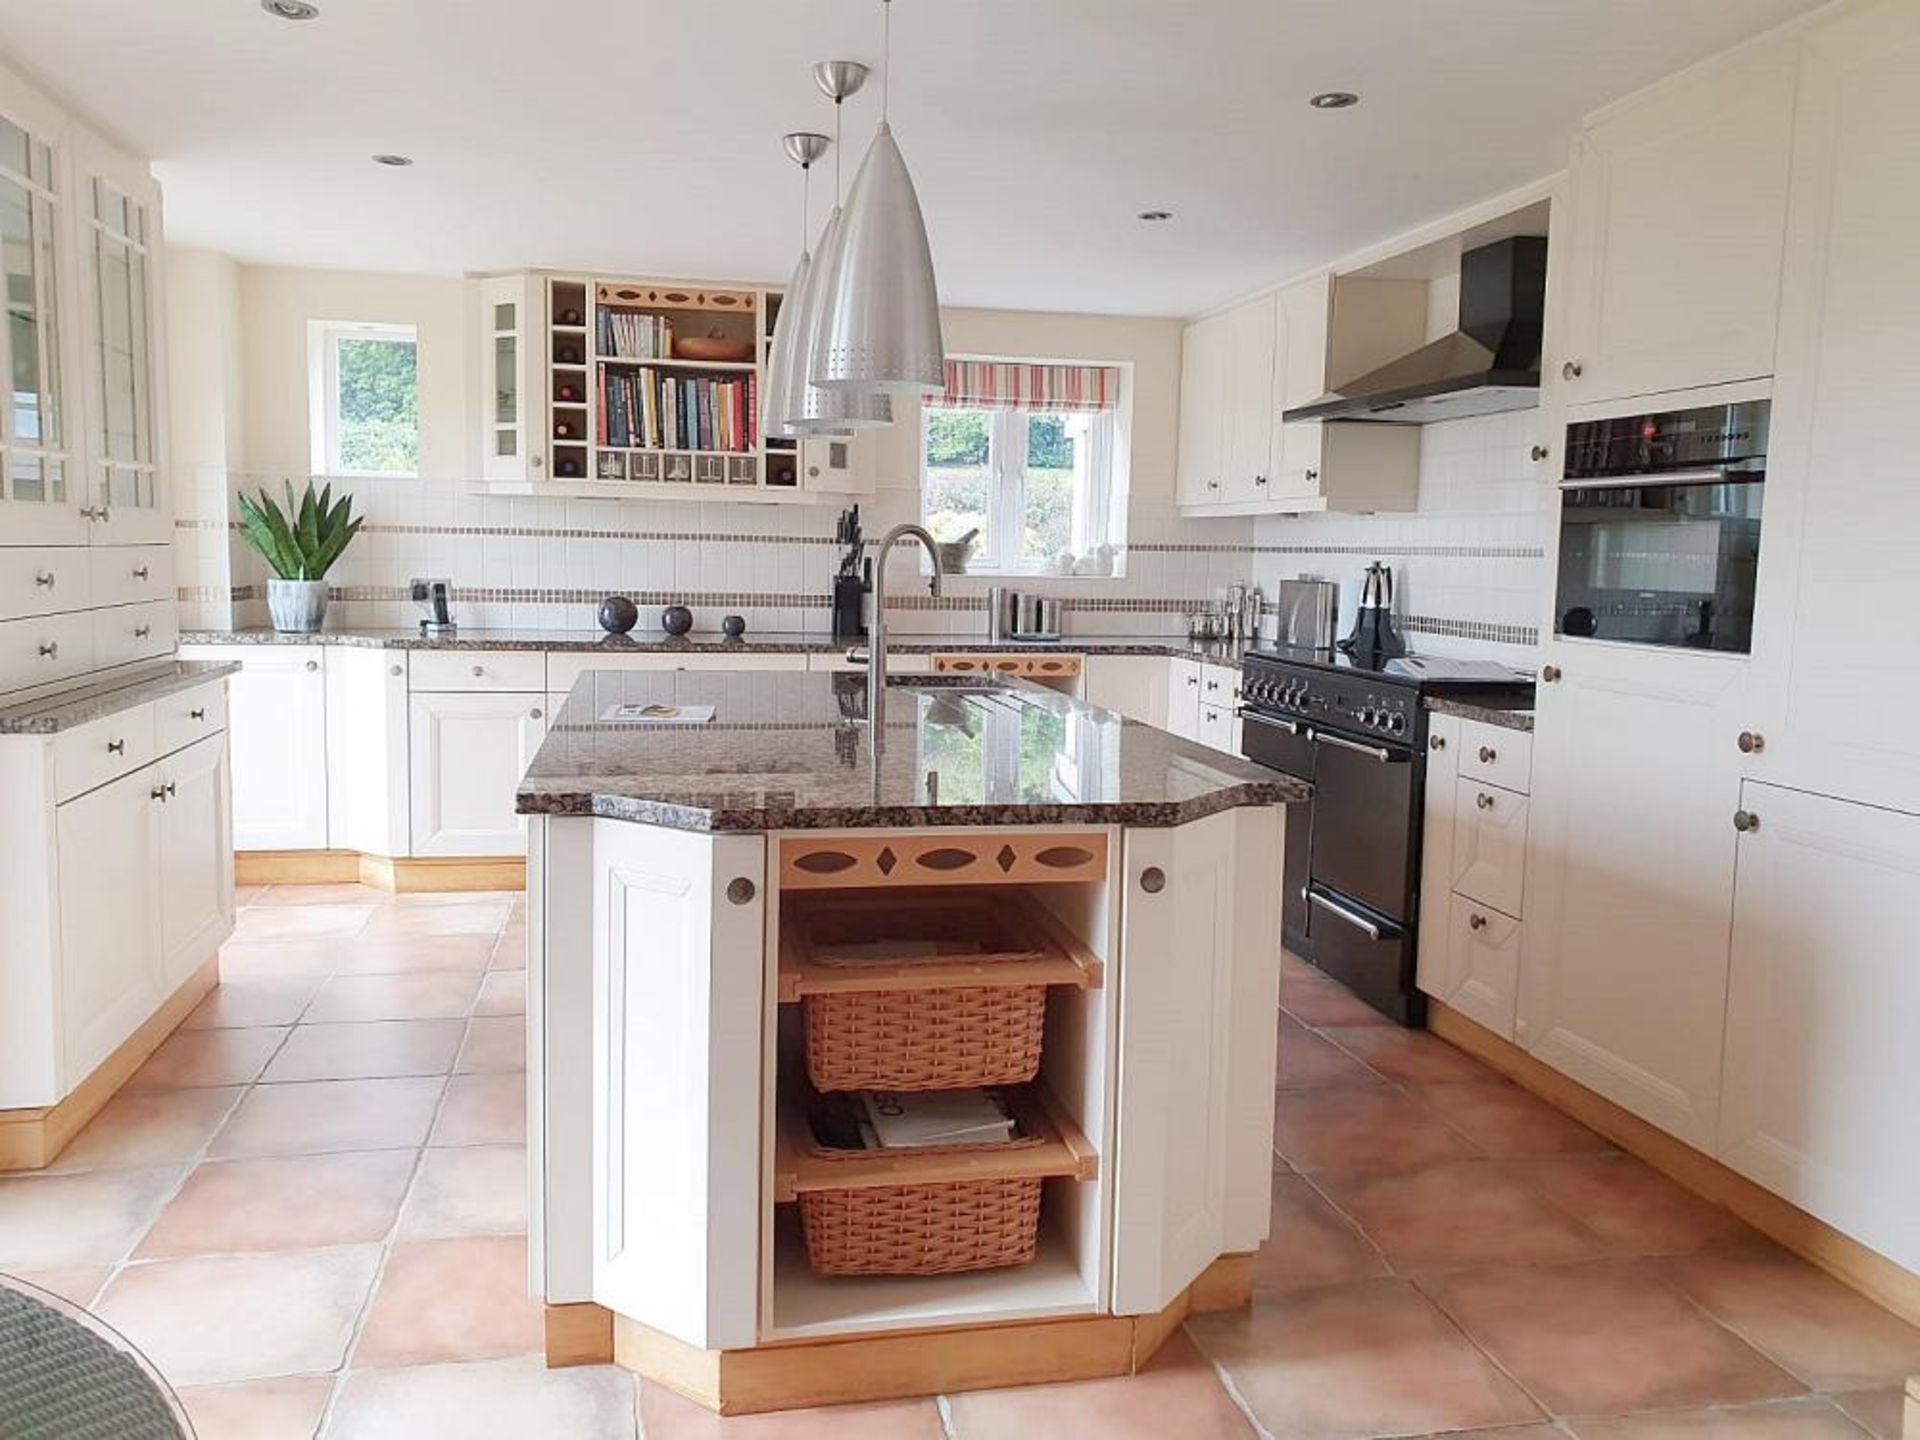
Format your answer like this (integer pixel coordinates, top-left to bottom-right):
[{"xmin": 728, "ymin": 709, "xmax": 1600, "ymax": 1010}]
[{"xmin": 336, "ymin": 336, "xmax": 419, "ymax": 474}]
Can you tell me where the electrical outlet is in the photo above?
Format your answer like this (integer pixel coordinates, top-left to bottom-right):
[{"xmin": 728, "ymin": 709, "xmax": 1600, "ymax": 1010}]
[{"xmin": 409, "ymin": 577, "xmax": 452, "ymax": 604}]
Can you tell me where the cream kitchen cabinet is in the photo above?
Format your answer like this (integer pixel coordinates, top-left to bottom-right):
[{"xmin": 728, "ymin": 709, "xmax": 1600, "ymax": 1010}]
[
  {"xmin": 1518, "ymin": 647, "xmax": 1747, "ymax": 1150},
  {"xmin": 1744, "ymin": 0, "xmax": 1920, "ymax": 819},
  {"xmin": 155, "ymin": 733, "xmax": 234, "ymax": 990},
  {"xmin": 1221, "ymin": 295, "xmax": 1278, "ymax": 505},
  {"xmin": 1082, "ymin": 654, "xmax": 1170, "ymax": 729},
  {"xmin": 410, "ymin": 690, "xmax": 549, "ymax": 857},
  {"xmin": 1449, "ymin": 777, "xmax": 1528, "ymax": 919},
  {"xmin": 193, "ymin": 645, "xmax": 330, "ymax": 851},
  {"xmin": 1175, "ymin": 312, "xmax": 1230, "ymax": 507},
  {"xmin": 475, "ymin": 273, "xmax": 544, "ymax": 488},
  {"xmin": 1718, "ymin": 783, "xmax": 1920, "ymax": 1273},
  {"xmin": 1558, "ymin": 34, "xmax": 1798, "ymax": 405},
  {"xmin": 1166, "ymin": 658, "xmax": 1204, "ymax": 740}
]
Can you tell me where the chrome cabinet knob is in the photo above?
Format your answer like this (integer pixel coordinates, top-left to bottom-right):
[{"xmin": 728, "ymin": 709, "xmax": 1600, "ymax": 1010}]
[
  {"xmin": 529, "ymin": 707, "xmax": 543, "ymax": 720},
  {"xmin": 305, "ymin": 660, "xmax": 319, "ymax": 672},
  {"xmin": 390, "ymin": 664, "xmax": 403, "ymax": 677},
  {"xmin": 190, "ymin": 708, "xmax": 206, "ymax": 720},
  {"xmin": 134, "ymin": 625, "xmax": 151, "ymax": 639},
  {"xmin": 1541, "ymin": 665, "xmax": 1562, "ymax": 683},
  {"xmin": 107, "ymin": 739, "xmax": 125, "ymax": 755},
  {"xmin": 726, "ymin": 877, "xmax": 757, "ymax": 906},
  {"xmin": 132, "ymin": 565, "xmax": 149, "ymax": 580},
  {"xmin": 1478, "ymin": 746, "xmax": 1497, "ymax": 764},
  {"xmin": 1737, "ymin": 731, "xmax": 1766, "ymax": 754},
  {"xmin": 1254, "ymin": 474, "xmax": 1268, "ymax": 486},
  {"xmin": 1476, "ymin": 792, "xmax": 1496, "ymax": 811},
  {"xmin": 1468, "ymin": 912, "xmax": 1488, "ymax": 932},
  {"xmin": 150, "ymin": 784, "xmax": 168, "ymax": 802},
  {"xmin": 33, "ymin": 570, "xmax": 54, "ymax": 588},
  {"xmin": 1304, "ymin": 469, "xmax": 1319, "ymax": 483},
  {"xmin": 1733, "ymin": 809, "xmax": 1761, "ymax": 833},
  {"xmin": 1530, "ymin": 444, "xmax": 1550, "ymax": 462},
  {"xmin": 37, "ymin": 641, "xmax": 58, "ymax": 659},
  {"xmin": 472, "ymin": 665, "xmax": 485, "ymax": 678},
  {"xmin": 1207, "ymin": 480, "xmax": 1220, "ymax": 491},
  {"xmin": 1562, "ymin": 360, "xmax": 1584, "ymax": 381},
  {"xmin": 1429, "ymin": 735, "xmax": 1447, "ymax": 751},
  {"xmin": 1140, "ymin": 867, "xmax": 1166, "ymax": 895}
]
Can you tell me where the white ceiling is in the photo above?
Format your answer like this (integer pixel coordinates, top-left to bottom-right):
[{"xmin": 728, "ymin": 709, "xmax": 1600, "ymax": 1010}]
[{"xmin": 0, "ymin": 0, "xmax": 1822, "ymax": 317}]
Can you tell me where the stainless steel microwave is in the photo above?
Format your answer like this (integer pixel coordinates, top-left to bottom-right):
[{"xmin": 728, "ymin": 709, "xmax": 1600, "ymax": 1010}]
[{"xmin": 1554, "ymin": 399, "xmax": 1769, "ymax": 653}]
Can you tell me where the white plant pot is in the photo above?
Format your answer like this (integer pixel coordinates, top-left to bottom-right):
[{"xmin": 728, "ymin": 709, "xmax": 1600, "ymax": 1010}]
[{"xmin": 267, "ymin": 578, "xmax": 330, "ymax": 634}]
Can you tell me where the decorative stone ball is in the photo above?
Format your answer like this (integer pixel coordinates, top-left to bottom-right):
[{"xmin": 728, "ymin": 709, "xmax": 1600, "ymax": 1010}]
[
  {"xmin": 721, "ymin": 614, "xmax": 746, "ymax": 639},
  {"xmin": 661, "ymin": 604, "xmax": 694, "ymax": 637},
  {"xmin": 597, "ymin": 595, "xmax": 639, "ymax": 635}
]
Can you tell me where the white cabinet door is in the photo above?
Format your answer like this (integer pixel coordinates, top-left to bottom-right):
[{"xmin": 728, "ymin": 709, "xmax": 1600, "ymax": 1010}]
[
  {"xmin": 1221, "ymin": 296, "xmax": 1277, "ymax": 504},
  {"xmin": 1082, "ymin": 655, "xmax": 1169, "ymax": 729},
  {"xmin": 591, "ymin": 824, "xmax": 763, "ymax": 1351},
  {"xmin": 1415, "ymin": 714, "xmax": 1462, "ymax": 998},
  {"xmin": 1745, "ymin": 3, "xmax": 1920, "ymax": 817},
  {"xmin": 409, "ymin": 691, "xmax": 548, "ymax": 857},
  {"xmin": 477, "ymin": 273, "xmax": 543, "ymax": 487},
  {"xmin": 1112, "ymin": 807, "xmax": 1282, "ymax": 1314},
  {"xmin": 1175, "ymin": 313, "xmax": 1230, "ymax": 507},
  {"xmin": 325, "ymin": 647, "xmax": 409, "ymax": 857},
  {"xmin": 1449, "ymin": 777, "xmax": 1528, "ymax": 918},
  {"xmin": 1166, "ymin": 658, "xmax": 1203, "ymax": 740},
  {"xmin": 187, "ymin": 645, "xmax": 329, "ymax": 851},
  {"xmin": 156, "ymin": 733, "xmax": 233, "ymax": 989},
  {"xmin": 1440, "ymin": 898, "xmax": 1522, "ymax": 1042},
  {"xmin": 1719, "ymin": 783, "xmax": 1920, "ymax": 1273},
  {"xmin": 1519, "ymin": 647, "xmax": 1747, "ymax": 1149},
  {"xmin": 1559, "ymin": 37, "xmax": 1798, "ymax": 404},
  {"xmin": 56, "ymin": 766, "xmax": 161, "ymax": 1082}
]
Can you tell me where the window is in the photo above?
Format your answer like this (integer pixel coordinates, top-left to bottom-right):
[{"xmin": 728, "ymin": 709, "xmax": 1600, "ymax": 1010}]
[
  {"xmin": 922, "ymin": 358, "xmax": 1123, "ymax": 574},
  {"xmin": 309, "ymin": 321, "xmax": 419, "ymax": 477}
]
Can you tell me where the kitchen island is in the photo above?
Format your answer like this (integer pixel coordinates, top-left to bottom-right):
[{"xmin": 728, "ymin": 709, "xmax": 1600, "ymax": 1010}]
[{"xmin": 516, "ymin": 669, "xmax": 1305, "ymax": 1413}]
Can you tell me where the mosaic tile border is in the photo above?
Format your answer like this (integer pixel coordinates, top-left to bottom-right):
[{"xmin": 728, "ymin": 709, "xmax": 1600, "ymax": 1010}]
[{"xmin": 1400, "ymin": 614, "xmax": 1539, "ymax": 646}]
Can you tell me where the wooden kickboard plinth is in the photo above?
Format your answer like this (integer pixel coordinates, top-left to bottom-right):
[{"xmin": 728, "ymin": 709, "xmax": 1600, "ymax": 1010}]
[
  {"xmin": 1430, "ymin": 1001, "xmax": 1920, "ymax": 1329},
  {"xmin": 0, "ymin": 955, "xmax": 219, "ymax": 1172},
  {"xmin": 235, "ymin": 849, "xmax": 525, "ymax": 894},
  {"xmin": 552, "ymin": 1251, "xmax": 1254, "ymax": 1415}
]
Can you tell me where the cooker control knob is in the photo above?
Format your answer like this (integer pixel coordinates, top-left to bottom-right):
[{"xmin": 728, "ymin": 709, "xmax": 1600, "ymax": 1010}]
[
  {"xmin": 1387, "ymin": 712, "xmax": 1407, "ymax": 734},
  {"xmin": 1358, "ymin": 708, "xmax": 1377, "ymax": 728}
]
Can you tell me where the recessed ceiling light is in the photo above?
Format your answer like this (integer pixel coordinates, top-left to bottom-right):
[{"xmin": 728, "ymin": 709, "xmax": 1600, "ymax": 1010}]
[
  {"xmin": 261, "ymin": 0, "xmax": 319, "ymax": 19},
  {"xmin": 1137, "ymin": 210, "xmax": 1173, "ymax": 223},
  {"xmin": 1309, "ymin": 91, "xmax": 1360, "ymax": 110},
  {"xmin": 371, "ymin": 154, "xmax": 414, "ymax": 167}
]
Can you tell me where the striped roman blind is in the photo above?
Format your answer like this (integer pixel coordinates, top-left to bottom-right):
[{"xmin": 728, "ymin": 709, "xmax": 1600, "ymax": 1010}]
[{"xmin": 931, "ymin": 358, "xmax": 1120, "ymax": 413}]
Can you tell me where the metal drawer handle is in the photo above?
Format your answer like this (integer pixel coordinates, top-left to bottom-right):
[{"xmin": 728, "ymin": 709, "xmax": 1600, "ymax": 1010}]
[
  {"xmin": 37, "ymin": 641, "xmax": 58, "ymax": 659},
  {"xmin": 1306, "ymin": 888, "xmax": 1383, "ymax": 940},
  {"xmin": 134, "ymin": 625, "xmax": 151, "ymax": 638},
  {"xmin": 1476, "ymin": 792, "xmax": 1496, "ymax": 811},
  {"xmin": 1308, "ymin": 729, "xmax": 1397, "ymax": 763},
  {"xmin": 1239, "ymin": 709, "xmax": 1299, "ymax": 735},
  {"xmin": 1478, "ymin": 746, "xmax": 1497, "ymax": 764},
  {"xmin": 33, "ymin": 570, "xmax": 54, "ymax": 588},
  {"xmin": 190, "ymin": 708, "xmax": 206, "ymax": 720},
  {"xmin": 1469, "ymin": 912, "xmax": 1488, "ymax": 932},
  {"xmin": 107, "ymin": 739, "xmax": 125, "ymax": 754},
  {"xmin": 132, "ymin": 565, "xmax": 149, "ymax": 580}
]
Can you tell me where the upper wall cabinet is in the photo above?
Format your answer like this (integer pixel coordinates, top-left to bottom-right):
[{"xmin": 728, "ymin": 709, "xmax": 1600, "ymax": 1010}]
[
  {"xmin": 475, "ymin": 273, "xmax": 544, "ymax": 488},
  {"xmin": 1177, "ymin": 273, "xmax": 1421, "ymax": 517},
  {"xmin": 1558, "ymin": 36, "xmax": 1799, "ymax": 406}
]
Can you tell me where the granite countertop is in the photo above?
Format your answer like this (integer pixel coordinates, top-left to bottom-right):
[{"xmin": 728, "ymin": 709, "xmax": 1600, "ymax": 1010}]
[
  {"xmin": 180, "ymin": 626, "xmax": 1257, "ymax": 668},
  {"xmin": 516, "ymin": 670, "xmax": 1307, "ymax": 832},
  {"xmin": 1425, "ymin": 695, "xmax": 1535, "ymax": 733},
  {"xmin": 0, "ymin": 660, "xmax": 241, "ymax": 735}
]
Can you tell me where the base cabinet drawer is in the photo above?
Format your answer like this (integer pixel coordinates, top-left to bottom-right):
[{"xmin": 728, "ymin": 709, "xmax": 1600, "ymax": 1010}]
[
  {"xmin": 155, "ymin": 680, "xmax": 228, "ymax": 756},
  {"xmin": 0, "ymin": 611, "xmax": 95, "ymax": 696},
  {"xmin": 89, "ymin": 546, "xmax": 173, "ymax": 609},
  {"xmin": 547, "ymin": 651, "xmax": 807, "ymax": 691},
  {"xmin": 1450, "ymin": 779, "xmax": 1528, "ymax": 917},
  {"xmin": 94, "ymin": 600, "xmax": 178, "ymax": 672},
  {"xmin": 0, "ymin": 547, "xmax": 92, "ymax": 621},
  {"xmin": 1458, "ymin": 720, "xmax": 1533, "ymax": 793},
  {"xmin": 1442, "ymin": 898, "xmax": 1522, "ymax": 1041},
  {"xmin": 54, "ymin": 704, "xmax": 158, "ymax": 802},
  {"xmin": 411, "ymin": 650, "xmax": 547, "ymax": 693}
]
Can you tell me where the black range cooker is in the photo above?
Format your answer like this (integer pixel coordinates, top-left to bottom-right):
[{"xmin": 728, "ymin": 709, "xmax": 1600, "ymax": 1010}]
[{"xmin": 1239, "ymin": 646, "xmax": 1532, "ymax": 1026}]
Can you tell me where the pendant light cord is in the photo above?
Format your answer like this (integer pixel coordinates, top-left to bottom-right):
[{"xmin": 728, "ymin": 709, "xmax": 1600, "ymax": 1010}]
[
  {"xmin": 881, "ymin": 0, "xmax": 892, "ymax": 123},
  {"xmin": 800, "ymin": 159, "xmax": 811, "ymax": 252},
  {"xmin": 834, "ymin": 95, "xmax": 844, "ymax": 202}
]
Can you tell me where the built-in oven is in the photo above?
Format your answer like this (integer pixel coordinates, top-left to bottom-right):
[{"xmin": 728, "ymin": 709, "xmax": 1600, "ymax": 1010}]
[{"xmin": 1555, "ymin": 397, "xmax": 1769, "ymax": 652}]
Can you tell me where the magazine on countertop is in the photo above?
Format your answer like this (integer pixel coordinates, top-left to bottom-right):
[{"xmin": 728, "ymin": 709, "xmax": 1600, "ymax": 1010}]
[{"xmin": 597, "ymin": 702, "xmax": 716, "ymax": 725}]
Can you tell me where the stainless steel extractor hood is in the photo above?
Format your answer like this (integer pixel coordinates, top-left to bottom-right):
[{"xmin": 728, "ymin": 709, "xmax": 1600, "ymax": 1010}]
[{"xmin": 1284, "ymin": 235, "xmax": 1548, "ymax": 425}]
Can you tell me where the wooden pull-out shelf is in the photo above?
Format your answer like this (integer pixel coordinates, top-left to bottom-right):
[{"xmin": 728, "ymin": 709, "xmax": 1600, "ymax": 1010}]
[
  {"xmin": 931, "ymin": 653, "xmax": 1083, "ymax": 678},
  {"xmin": 777, "ymin": 890, "xmax": 1103, "ymax": 1004},
  {"xmin": 773, "ymin": 1088, "xmax": 1097, "ymax": 1204},
  {"xmin": 779, "ymin": 832, "xmax": 1108, "ymax": 891}
]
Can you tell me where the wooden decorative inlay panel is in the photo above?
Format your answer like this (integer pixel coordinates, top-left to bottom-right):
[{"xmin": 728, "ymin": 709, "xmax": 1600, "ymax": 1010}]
[
  {"xmin": 931, "ymin": 653, "xmax": 1083, "ymax": 678},
  {"xmin": 779, "ymin": 833, "xmax": 1108, "ymax": 891},
  {"xmin": 596, "ymin": 283, "xmax": 757, "ymax": 314}
]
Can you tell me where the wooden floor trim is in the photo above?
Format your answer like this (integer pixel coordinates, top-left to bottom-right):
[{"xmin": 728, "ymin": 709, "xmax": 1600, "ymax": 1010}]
[
  {"xmin": 554, "ymin": 1251, "xmax": 1255, "ymax": 1414},
  {"xmin": 1430, "ymin": 1001, "xmax": 1920, "ymax": 1328},
  {"xmin": 0, "ymin": 955, "xmax": 220, "ymax": 1172},
  {"xmin": 236, "ymin": 849, "xmax": 525, "ymax": 894}
]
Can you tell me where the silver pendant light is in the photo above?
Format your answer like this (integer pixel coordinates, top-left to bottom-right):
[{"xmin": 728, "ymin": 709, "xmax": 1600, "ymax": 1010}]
[
  {"xmin": 763, "ymin": 131, "xmax": 830, "ymax": 440},
  {"xmin": 808, "ymin": 0, "xmax": 946, "ymax": 397},
  {"xmin": 784, "ymin": 62, "xmax": 892, "ymax": 433}
]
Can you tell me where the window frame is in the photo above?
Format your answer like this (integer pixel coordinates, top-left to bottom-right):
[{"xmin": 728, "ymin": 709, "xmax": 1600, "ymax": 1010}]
[{"xmin": 308, "ymin": 319, "xmax": 420, "ymax": 479}]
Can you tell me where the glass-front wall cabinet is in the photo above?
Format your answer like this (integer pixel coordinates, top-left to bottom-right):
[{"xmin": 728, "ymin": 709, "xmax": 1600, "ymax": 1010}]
[
  {"xmin": 85, "ymin": 168, "xmax": 164, "ymax": 541},
  {"xmin": 477, "ymin": 273, "xmax": 540, "ymax": 487}
]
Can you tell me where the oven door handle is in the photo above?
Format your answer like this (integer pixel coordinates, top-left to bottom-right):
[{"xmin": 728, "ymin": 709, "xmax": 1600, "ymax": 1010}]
[
  {"xmin": 1559, "ymin": 468, "xmax": 1759, "ymax": 491},
  {"xmin": 1307, "ymin": 728, "xmax": 1400, "ymax": 763},
  {"xmin": 1238, "ymin": 708, "xmax": 1300, "ymax": 735},
  {"xmin": 1304, "ymin": 888, "xmax": 1387, "ymax": 941}
]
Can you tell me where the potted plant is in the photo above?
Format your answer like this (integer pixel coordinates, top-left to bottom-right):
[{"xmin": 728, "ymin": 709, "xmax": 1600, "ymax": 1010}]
[{"xmin": 237, "ymin": 480, "xmax": 363, "ymax": 634}]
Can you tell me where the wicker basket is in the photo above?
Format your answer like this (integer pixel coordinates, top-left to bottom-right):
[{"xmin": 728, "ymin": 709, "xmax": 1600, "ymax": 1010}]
[
  {"xmin": 794, "ymin": 897, "xmax": 1052, "ymax": 1092},
  {"xmin": 796, "ymin": 1100, "xmax": 1046, "ymax": 1277}
]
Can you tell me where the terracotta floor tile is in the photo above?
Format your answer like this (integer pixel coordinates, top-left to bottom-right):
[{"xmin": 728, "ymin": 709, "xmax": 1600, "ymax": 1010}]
[
  {"xmin": 360, "ymin": 901, "xmax": 511, "ymax": 939},
  {"xmin": 1275, "ymin": 1086, "xmax": 1482, "ymax": 1174},
  {"xmin": 395, "ymin": 889, "xmax": 522, "ymax": 907},
  {"xmin": 94, "ymin": 1243, "xmax": 381, "ymax": 1386},
  {"xmin": 1827, "ymin": 1385, "xmax": 1908, "ymax": 1440},
  {"xmin": 1252, "ymin": 1174, "xmax": 1390, "ymax": 1294},
  {"xmin": 232, "ymin": 885, "xmax": 268, "ymax": 907},
  {"xmin": 261, "ymin": 1018, "xmax": 465, "ymax": 1082},
  {"xmin": 1501, "ymin": 1153, "xmax": 1754, "ymax": 1256},
  {"xmin": 352, "ymin": 1235, "xmax": 545, "ymax": 1367},
  {"xmin": 1280, "ymin": 976, "xmax": 1394, "ymax": 1028},
  {"xmin": 303, "ymin": 970, "xmax": 482, "ymax": 1023},
  {"xmin": 1566, "ymin": 1395, "xmax": 1873, "ymax": 1438},
  {"xmin": 327, "ymin": 1355, "xmax": 635, "ymax": 1440},
  {"xmin": 399, "ymin": 1144, "xmax": 527, "ymax": 1238},
  {"xmin": 457, "ymin": 1015, "xmax": 527, "ymax": 1074},
  {"xmin": 431, "ymin": 1072, "xmax": 527, "ymax": 1147},
  {"xmin": 1420, "ymin": 1259, "xmax": 1804, "ymax": 1415},
  {"xmin": 1317, "ymin": 1024, "xmax": 1492, "ymax": 1086},
  {"xmin": 947, "ymin": 1330, "xmax": 1253, "ymax": 1438},
  {"xmin": 126, "ymin": 1025, "xmax": 289, "ymax": 1090},
  {"xmin": 1281, "ymin": 950, "xmax": 1320, "ymax": 982},
  {"xmin": 9, "ymin": 1266, "xmax": 111, "ymax": 1308},
  {"xmin": 45, "ymin": 1085, "xmax": 242, "ymax": 1173},
  {"xmin": 183, "ymin": 975, "xmax": 324, "ymax": 1029},
  {"xmin": 216, "ymin": 939, "xmax": 342, "ymax": 980},
  {"xmin": 490, "ymin": 920, "xmax": 529, "ymax": 970},
  {"xmin": 255, "ymin": 883, "xmax": 390, "ymax": 908},
  {"xmin": 176, "ymin": 1375, "xmax": 335, "ymax": 1440},
  {"xmin": 1415, "ymin": 1080, "xmax": 1615, "ymax": 1157},
  {"xmin": 135, "ymin": 1150, "xmax": 415, "ymax": 1258},
  {"xmin": 210, "ymin": 1076, "xmax": 445, "ymax": 1158},
  {"xmin": 1276, "ymin": 1014, "xmax": 1383, "ymax": 1091},
  {"xmin": 0, "ymin": 1166, "xmax": 181, "ymax": 1267},
  {"xmin": 1318, "ymin": 1161, "xmax": 1600, "ymax": 1274},
  {"xmin": 642, "ymin": 1377, "xmax": 944, "ymax": 1438},
  {"xmin": 475, "ymin": 968, "xmax": 526, "ymax": 1017},
  {"xmin": 1187, "ymin": 1277, "xmax": 1543, "ymax": 1438},
  {"xmin": 1664, "ymin": 1244, "xmax": 1920, "ymax": 1391},
  {"xmin": 231, "ymin": 903, "xmax": 374, "ymax": 942},
  {"xmin": 329, "ymin": 933, "xmax": 498, "ymax": 975}
]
